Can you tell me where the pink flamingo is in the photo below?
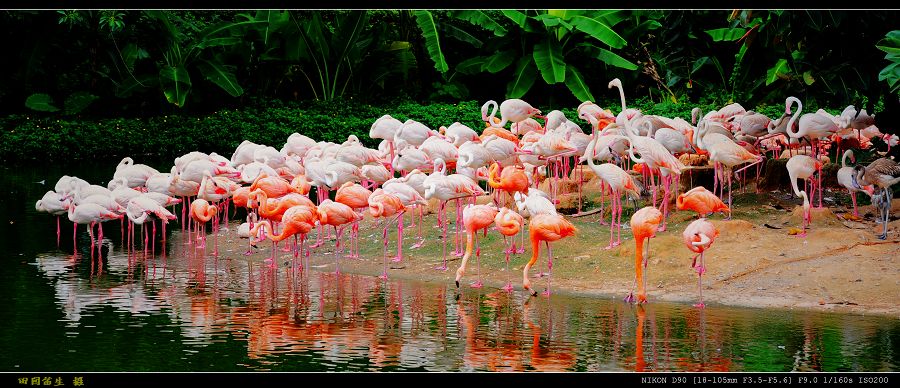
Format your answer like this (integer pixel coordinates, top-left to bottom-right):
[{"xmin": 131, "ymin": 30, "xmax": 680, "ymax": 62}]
[
  {"xmin": 454, "ymin": 204, "xmax": 499, "ymax": 289},
  {"xmin": 682, "ymin": 218, "xmax": 719, "ymax": 308},
  {"xmin": 494, "ymin": 207, "xmax": 525, "ymax": 292}
]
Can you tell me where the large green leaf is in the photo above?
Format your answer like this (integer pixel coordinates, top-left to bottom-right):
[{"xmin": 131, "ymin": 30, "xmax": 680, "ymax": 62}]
[
  {"xmin": 705, "ymin": 28, "xmax": 747, "ymax": 42},
  {"xmin": 452, "ymin": 10, "xmax": 507, "ymax": 36},
  {"xmin": 456, "ymin": 57, "xmax": 488, "ymax": 75},
  {"xmin": 506, "ymin": 56, "xmax": 537, "ymax": 99},
  {"xmin": 413, "ymin": 11, "xmax": 449, "ymax": 73},
  {"xmin": 570, "ymin": 16, "xmax": 626, "ymax": 49},
  {"xmin": 481, "ymin": 50, "xmax": 515, "ymax": 73},
  {"xmin": 120, "ymin": 43, "xmax": 149, "ymax": 70},
  {"xmin": 593, "ymin": 10, "xmax": 628, "ymax": 27},
  {"xmin": 533, "ymin": 39, "xmax": 566, "ymax": 84},
  {"xmin": 878, "ymin": 62, "xmax": 900, "ymax": 92},
  {"xmin": 196, "ymin": 59, "xmax": 244, "ymax": 97},
  {"xmin": 580, "ymin": 43, "xmax": 638, "ymax": 70},
  {"xmin": 159, "ymin": 65, "xmax": 192, "ymax": 107},
  {"xmin": 765, "ymin": 58, "xmax": 791, "ymax": 85},
  {"xmin": 501, "ymin": 10, "xmax": 527, "ymax": 28},
  {"xmin": 564, "ymin": 66, "xmax": 594, "ymax": 102},
  {"xmin": 24, "ymin": 93, "xmax": 59, "ymax": 112},
  {"xmin": 255, "ymin": 10, "xmax": 290, "ymax": 46},
  {"xmin": 443, "ymin": 24, "xmax": 483, "ymax": 48},
  {"xmin": 63, "ymin": 92, "xmax": 98, "ymax": 115}
]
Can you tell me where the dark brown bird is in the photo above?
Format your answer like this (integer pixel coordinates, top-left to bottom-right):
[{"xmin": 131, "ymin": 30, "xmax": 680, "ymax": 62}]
[{"xmin": 856, "ymin": 158, "xmax": 900, "ymax": 239}]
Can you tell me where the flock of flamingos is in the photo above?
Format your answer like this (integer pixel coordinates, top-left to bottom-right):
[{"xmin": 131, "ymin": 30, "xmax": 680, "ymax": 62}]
[{"xmin": 34, "ymin": 78, "xmax": 900, "ymax": 308}]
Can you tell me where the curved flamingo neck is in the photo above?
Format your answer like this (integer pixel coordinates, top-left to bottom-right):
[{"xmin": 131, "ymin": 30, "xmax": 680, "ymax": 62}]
[
  {"xmin": 841, "ymin": 150, "xmax": 853, "ymax": 168},
  {"xmin": 785, "ymin": 97, "xmax": 803, "ymax": 138},
  {"xmin": 615, "ymin": 84, "xmax": 627, "ymax": 112}
]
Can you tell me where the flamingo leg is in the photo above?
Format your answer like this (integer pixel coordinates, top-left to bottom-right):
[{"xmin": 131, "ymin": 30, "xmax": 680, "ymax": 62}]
[
  {"xmin": 436, "ymin": 202, "xmax": 448, "ymax": 271},
  {"xmin": 695, "ymin": 251, "xmax": 706, "ymax": 308},
  {"xmin": 392, "ymin": 212, "xmax": 404, "ymax": 262},
  {"xmin": 380, "ymin": 224, "xmax": 389, "ymax": 279},
  {"xmin": 851, "ymin": 191, "xmax": 859, "ymax": 217},
  {"xmin": 542, "ymin": 241, "xmax": 553, "ymax": 296}
]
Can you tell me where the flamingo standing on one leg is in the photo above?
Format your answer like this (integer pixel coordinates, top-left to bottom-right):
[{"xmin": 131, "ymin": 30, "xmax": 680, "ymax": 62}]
[
  {"xmin": 522, "ymin": 213, "xmax": 577, "ymax": 297},
  {"xmin": 682, "ymin": 218, "xmax": 719, "ymax": 308},
  {"xmin": 454, "ymin": 204, "xmax": 499, "ymax": 289},
  {"xmin": 836, "ymin": 150, "xmax": 875, "ymax": 219},
  {"xmin": 494, "ymin": 207, "xmax": 524, "ymax": 292},
  {"xmin": 487, "ymin": 162, "xmax": 529, "ymax": 206},
  {"xmin": 626, "ymin": 206, "xmax": 663, "ymax": 304}
]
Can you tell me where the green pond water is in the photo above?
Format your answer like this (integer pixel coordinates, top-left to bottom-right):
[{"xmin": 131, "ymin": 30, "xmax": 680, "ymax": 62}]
[{"xmin": 1, "ymin": 161, "xmax": 898, "ymax": 372}]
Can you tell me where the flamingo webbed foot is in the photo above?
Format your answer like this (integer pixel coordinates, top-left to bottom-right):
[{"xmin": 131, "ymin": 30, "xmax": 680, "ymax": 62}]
[
  {"xmin": 434, "ymin": 264, "xmax": 448, "ymax": 271},
  {"xmin": 470, "ymin": 281, "xmax": 483, "ymax": 289},
  {"xmin": 693, "ymin": 302, "xmax": 706, "ymax": 308},
  {"xmin": 624, "ymin": 293, "xmax": 635, "ymax": 303},
  {"xmin": 502, "ymin": 283, "xmax": 514, "ymax": 292},
  {"xmin": 390, "ymin": 256, "xmax": 402, "ymax": 263}
]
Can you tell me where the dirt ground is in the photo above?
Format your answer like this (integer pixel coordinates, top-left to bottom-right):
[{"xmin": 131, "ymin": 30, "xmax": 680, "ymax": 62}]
[{"xmin": 215, "ymin": 170, "xmax": 900, "ymax": 318}]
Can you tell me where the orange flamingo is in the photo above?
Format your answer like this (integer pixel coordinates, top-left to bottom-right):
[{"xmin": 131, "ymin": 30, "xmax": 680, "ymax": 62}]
[
  {"xmin": 290, "ymin": 174, "xmax": 311, "ymax": 196},
  {"xmin": 522, "ymin": 213, "xmax": 577, "ymax": 297},
  {"xmin": 454, "ymin": 204, "xmax": 499, "ymax": 289},
  {"xmin": 335, "ymin": 182, "xmax": 372, "ymax": 258},
  {"xmin": 250, "ymin": 204, "xmax": 318, "ymax": 267},
  {"xmin": 627, "ymin": 206, "xmax": 663, "ymax": 304},
  {"xmin": 250, "ymin": 173, "xmax": 295, "ymax": 198},
  {"xmin": 317, "ymin": 199, "xmax": 362, "ymax": 274},
  {"xmin": 675, "ymin": 186, "xmax": 730, "ymax": 218},
  {"xmin": 682, "ymin": 218, "xmax": 719, "ymax": 308},
  {"xmin": 488, "ymin": 162, "xmax": 529, "ymax": 206},
  {"xmin": 250, "ymin": 190, "xmax": 315, "ymax": 223},
  {"xmin": 368, "ymin": 189, "xmax": 406, "ymax": 279},
  {"xmin": 494, "ymin": 207, "xmax": 524, "ymax": 292},
  {"xmin": 190, "ymin": 198, "xmax": 217, "ymax": 249}
]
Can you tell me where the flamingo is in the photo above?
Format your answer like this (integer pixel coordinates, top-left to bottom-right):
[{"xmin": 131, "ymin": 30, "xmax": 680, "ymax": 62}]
[
  {"xmin": 440, "ymin": 122, "xmax": 479, "ymax": 147},
  {"xmin": 395, "ymin": 119, "xmax": 441, "ymax": 147},
  {"xmin": 487, "ymin": 162, "xmax": 529, "ymax": 206},
  {"xmin": 361, "ymin": 164, "xmax": 392, "ymax": 189},
  {"xmin": 522, "ymin": 213, "xmax": 577, "ymax": 297},
  {"xmin": 424, "ymin": 158, "xmax": 485, "ymax": 270},
  {"xmin": 608, "ymin": 78, "xmax": 642, "ymax": 126},
  {"xmin": 335, "ymin": 182, "xmax": 372, "ymax": 258},
  {"xmin": 784, "ymin": 96, "xmax": 837, "ymax": 206},
  {"xmin": 250, "ymin": 204, "xmax": 318, "ymax": 267},
  {"xmin": 626, "ymin": 206, "xmax": 663, "ymax": 304},
  {"xmin": 482, "ymin": 99, "xmax": 542, "ymax": 129},
  {"xmin": 368, "ymin": 188, "xmax": 406, "ymax": 278},
  {"xmin": 494, "ymin": 207, "xmax": 525, "ymax": 292},
  {"xmin": 189, "ymin": 198, "xmax": 218, "ymax": 249},
  {"xmin": 281, "ymin": 132, "xmax": 318, "ymax": 159},
  {"xmin": 855, "ymin": 158, "xmax": 900, "ymax": 239},
  {"xmin": 454, "ymin": 204, "xmax": 499, "ymax": 289},
  {"xmin": 124, "ymin": 195, "xmax": 176, "ymax": 252},
  {"xmin": 696, "ymin": 119, "xmax": 765, "ymax": 217},
  {"xmin": 786, "ymin": 154, "xmax": 820, "ymax": 237},
  {"xmin": 316, "ymin": 199, "xmax": 362, "ymax": 273},
  {"xmin": 836, "ymin": 150, "xmax": 875, "ymax": 218},
  {"xmin": 381, "ymin": 179, "xmax": 427, "ymax": 261},
  {"xmin": 35, "ymin": 190, "xmax": 71, "ymax": 244},
  {"xmin": 623, "ymin": 122, "xmax": 685, "ymax": 230},
  {"xmin": 585, "ymin": 147, "xmax": 640, "ymax": 249},
  {"xmin": 682, "ymin": 218, "xmax": 719, "ymax": 308},
  {"xmin": 676, "ymin": 186, "xmax": 730, "ymax": 218},
  {"xmin": 369, "ymin": 115, "xmax": 404, "ymax": 173},
  {"xmin": 65, "ymin": 202, "xmax": 122, "ymax": 255}
]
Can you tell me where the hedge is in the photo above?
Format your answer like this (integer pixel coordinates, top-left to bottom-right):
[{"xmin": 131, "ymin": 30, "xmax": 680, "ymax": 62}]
[{"xmin": 0, "ymin": 97, "xmax": 843, "ymax": 163}]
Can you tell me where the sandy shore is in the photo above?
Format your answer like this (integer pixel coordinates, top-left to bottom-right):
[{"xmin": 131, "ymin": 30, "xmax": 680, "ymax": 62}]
[{"xmin": 210, "ymin": 175, "xmax": 900, "ymax": 319}]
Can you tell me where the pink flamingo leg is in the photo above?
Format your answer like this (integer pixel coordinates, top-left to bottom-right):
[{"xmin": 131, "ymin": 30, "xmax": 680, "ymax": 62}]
[
  {"xmin": 542, "ymin": 241, "xmax": 553, "ymax": 296},
  {"xmin": 380, "ymin": 225, "xmax": 389, "ymax": 279},
  {"xmin": 392, "ymin": 212, "xmax": 404, "ymax": 262},
  {"xmin": 851, "ymin": 191, "xmax": 859, "ymax": 217},
  {"xmin": 694, "ymin": 251, "xmax": 706, "ymax": 308},
  {"xmin": 436, "ymin": 202, "xmax": 449, "ymax": 271}
]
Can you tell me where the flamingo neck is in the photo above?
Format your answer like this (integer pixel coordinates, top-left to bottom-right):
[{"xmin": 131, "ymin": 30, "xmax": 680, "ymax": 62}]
[{"xmin": 785, "ymin": 97, "xmax": 803, "ymax": 138}]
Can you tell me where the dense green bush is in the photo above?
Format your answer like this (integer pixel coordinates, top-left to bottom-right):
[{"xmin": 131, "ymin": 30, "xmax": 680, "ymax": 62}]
[{"xmin": 3, "ymin": 95, "xmax": 849, "ymax": 163}]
